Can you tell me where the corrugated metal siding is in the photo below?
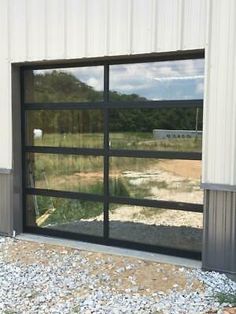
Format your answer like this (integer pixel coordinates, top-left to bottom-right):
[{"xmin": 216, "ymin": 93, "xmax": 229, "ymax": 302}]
[
  {"xmin": 203, "ymin": 0, "xmax": 236, "ymax": 185},
  {"xmin": 0, "ymin": 174, "xmax": 13, "ymax": 235},
  {"xmin": 0, "ymin": 60, "xmax": 11, "ymax": 171},
  {"xmin": 203, "ymin": 190, "xmax": 236, "ymax": 274},
  {"xmin": 5, "ymin": 0, "xmax": 207, "ymax": 62},
  {"xmin": 0, "ymin": 0, "xmax": 207, "ymax": 170}
]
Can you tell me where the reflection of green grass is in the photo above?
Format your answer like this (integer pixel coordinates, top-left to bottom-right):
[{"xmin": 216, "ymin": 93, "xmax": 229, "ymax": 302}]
[
  {"xmin": 110, "ymin": 178, "xmax": 168, "ymax": 199},
  {"xmin": 110, "ymin": 132, "xmax": 202, "ymax": 152},
  {"xmin": 32, "ymin": 154, "xmax": 104, "ymax": 181},
  {"xmin": 36, "ymin": 196, "xmax": 104, "ymax": 226},
  {"xmin": 34, "ymin": 133, "xmax": 104, "ymax": 148},
  {"xmin": 34, "ymin": 132, "xmax": 202, "ymax": 152}
]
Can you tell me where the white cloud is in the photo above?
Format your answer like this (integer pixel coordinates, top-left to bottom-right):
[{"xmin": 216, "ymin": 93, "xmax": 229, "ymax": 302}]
[
  {"xmin": 196, "ymin": 81, "xmax": 204, "ymax": 94},
  {"xmin": 154, "ymin": 75, "xmax": 204, "ymax": 81}
]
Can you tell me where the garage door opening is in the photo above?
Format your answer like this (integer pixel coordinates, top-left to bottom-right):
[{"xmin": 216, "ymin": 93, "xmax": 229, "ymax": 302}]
[{"xmin": 21, "ymin": 54, "xmax": 204, "ymax": 259}]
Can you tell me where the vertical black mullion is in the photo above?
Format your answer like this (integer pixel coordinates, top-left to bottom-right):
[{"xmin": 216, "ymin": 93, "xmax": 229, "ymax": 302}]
[
  {"xmin": 20, "ymin": 69, "xmax": 27, "ymax": 230},
  {"xmin": 103, "ymin": 64, "xmax": 109, "ymax": 239}
]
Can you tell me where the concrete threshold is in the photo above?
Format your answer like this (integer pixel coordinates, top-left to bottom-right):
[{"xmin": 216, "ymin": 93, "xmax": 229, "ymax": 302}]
[{"xmin": 16, "ymin": 233, "xmax": 202, "ymax": 269}]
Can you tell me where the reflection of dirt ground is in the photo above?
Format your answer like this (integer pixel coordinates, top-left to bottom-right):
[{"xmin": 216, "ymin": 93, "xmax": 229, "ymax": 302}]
[
  {"xmin": 83, "ymin": 205, "xmax": 203, "ymax": 229},
  {"xmin": 44, "ymin": 159, "xmax": 203, "ymax": 250},
  {"xmin": 120, "ymin": 159, "xmax": 202, "ymax": 204},
  {"xmin": 159, "ymin": 159, "xmax": 201, "ymax": 180}
]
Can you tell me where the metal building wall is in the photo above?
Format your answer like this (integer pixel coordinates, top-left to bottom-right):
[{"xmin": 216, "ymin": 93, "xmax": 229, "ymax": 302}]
[
  {"xmin": 0, "ymin": 0, "xmax": 207, "ymax": 171},
  {"xmin": 202, "ymin": 0, "xmax": 236, "ymax": 186},
  {"xmin": 202, "ymin": 0, "xmax": 236, "ymax": 276}
]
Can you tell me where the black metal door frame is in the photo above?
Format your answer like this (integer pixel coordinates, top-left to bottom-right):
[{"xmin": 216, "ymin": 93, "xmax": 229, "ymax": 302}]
[{"xmin": 21, "ymin": 51, "xmax": 204, "ymax": 260}]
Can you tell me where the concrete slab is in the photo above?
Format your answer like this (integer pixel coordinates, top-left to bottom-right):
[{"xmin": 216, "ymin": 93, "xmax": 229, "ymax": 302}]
[{"xmin": 16, "ymin": 233, "xmax": 202, "ymax": 269}]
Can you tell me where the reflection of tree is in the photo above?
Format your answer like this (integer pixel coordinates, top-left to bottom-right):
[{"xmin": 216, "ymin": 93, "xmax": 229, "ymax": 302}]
[
  {"xmin": 110, "ymin": 108, "xmax": 203, "ymax": 132},
  {"xmin": 32, "ymin": 70, "xmax": 103, "ymax": 102},
  {"xmin": 28, "ymin": 70, "xmax": 202, "ymax": 133}
]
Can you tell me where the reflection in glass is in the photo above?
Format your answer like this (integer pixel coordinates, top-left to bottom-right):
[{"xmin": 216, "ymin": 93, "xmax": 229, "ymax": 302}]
[
  {"xmin": 109, "ymin": 204, "xmax": 202, "ymax": 252},
  {"xmin": 110, "ymin": 59, "xmax": 204, "ymax": 101},
  {"xmin": 26, "ymin": 153, "xmax": 104, "ymax": 194},
  {"xmin": 109, "ymin": 108, "xmax": 202, "ymax": 152},
  {"xmin": 26, "ymin": 195, "xmax": 103, "ymax": 236},
  {"xmin": 109, "ymin": 158, "xmax": 203, "ymax": 204},
  {"xmin": 26, "ymin": 110, "xmax": 104, "ymax": 148},
  {"xmin": 24, "ymin": 66, "xmax": 104, "ymax": 103}
]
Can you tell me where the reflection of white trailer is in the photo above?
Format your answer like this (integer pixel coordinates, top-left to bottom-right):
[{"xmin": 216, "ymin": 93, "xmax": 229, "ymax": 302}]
[
  {"xmin": 33, "ymin": 128, "xmax": 43, "ymax": 139},
  {"xmin": 153, "ymin": 129, "xmax": 202, "ymax": 139}
]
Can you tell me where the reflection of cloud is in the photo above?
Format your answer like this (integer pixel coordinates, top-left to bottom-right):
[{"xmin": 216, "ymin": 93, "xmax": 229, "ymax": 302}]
[
  {"xmin": 196, "ymin": 81, "xmax": 204, "ymax": 94},
  {"xmin": 110, "ymin": 59, "xmax": 204, "ymax": 99},
  {"xmin": 68, "ymin": 66, "xmax": 104, "ymax": 91},
  {"xmin": 154, "ymin": 75, "xmax": 204, "ymax": 81}
]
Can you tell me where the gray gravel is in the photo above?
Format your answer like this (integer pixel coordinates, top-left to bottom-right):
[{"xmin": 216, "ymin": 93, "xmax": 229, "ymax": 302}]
[{"xmin": 0, "ymin": 236, "xmax": 235, "ymax": 314}]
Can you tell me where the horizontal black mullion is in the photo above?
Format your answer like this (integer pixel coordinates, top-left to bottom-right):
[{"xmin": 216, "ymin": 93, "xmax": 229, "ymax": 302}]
[
  {"xmin": 107, "ymin": 50, "xmax": 204, "ymax": 65},
  {"xmin": 24, "ymin": 146, "xmax": 105, "ymax": 156},
  {"xmin": 109, "ymin": 149, "xmax": 202, "ymax": 160},
  {"xmin": 107, "ymin": 99, "xmax": 203, "ymax": 109},
  {"xmin": 109, "ymin": 196, "xmax": 203, "ymax": 213},
  {"xmin": 21, "ymin": 50, "xmax": 204, "ymax": 71},
  {"xmin": 26, "ymin": 188, "xmax": 104, "ymax": 202},
  {"xmin": 24, "ymin": 102, "xmax": 106, "ymax": 110}
]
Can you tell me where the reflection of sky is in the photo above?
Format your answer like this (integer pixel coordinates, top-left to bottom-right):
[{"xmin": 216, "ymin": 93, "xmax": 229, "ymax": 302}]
[
  {"xmin": 35, "ymin": 59, "xmax": 204, "ymax": 100},
  {"xmin": 110, "ymin": 59, "xmax": 204, "ymax": 100},
  {"xmin": 35, "ymin": 66, "xmax": 104, "ymax": 92}
]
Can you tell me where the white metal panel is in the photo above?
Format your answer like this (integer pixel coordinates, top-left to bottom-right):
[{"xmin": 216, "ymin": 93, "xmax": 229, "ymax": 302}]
[
  {"xmin": 182, "ymin": 0, "xmax": 207, "ymax": 50},
  {"xmin": 65, "ymin": 0, "xmax": 87, "ymax": 58},
  {"xmin": 86, "ymin": 0, "xmax": 108, "ymax": 57},
  {"xmin": 202, "ymin": 0, "xmax": 236, "ymax": 185},
  {"xmin": 26, "ymin": 0, "xmax": 46, "ymax": 60},
  {"xmin": 45, "ymin": 0, "xmax": 66, "ymax": 59},
  {"xmin": 0, "ymin": 61, "xmax": 11, "ymax": 169},
  {"xmin": 155, "ymin": 0, "xmax": 181, "ymax": 52},
  {"xmin": 0, "ymin": 0, "xmax": 9, "ymax": 60},
  {"xmin": 108, "ymin": 0, "xmax": 131, "ymax": 55},
  {"xmin": 131, "ymin": 0, "xmax": 153, "ymax": 53},
  {"xmin": 9, "ymin": 0, "xmax": 27, "ymax": 61}
]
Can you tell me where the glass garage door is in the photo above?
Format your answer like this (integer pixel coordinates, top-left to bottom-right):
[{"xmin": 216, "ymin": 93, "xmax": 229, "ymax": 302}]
[{"xmin": 22, "ymin": 55, "xmax": 204, "ymax": 259}]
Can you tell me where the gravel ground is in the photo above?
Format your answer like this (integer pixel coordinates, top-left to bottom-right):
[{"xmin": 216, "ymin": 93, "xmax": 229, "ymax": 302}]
[{"xmin": 0, "ymin": 236, "xmax": 235, "ymax": 314}]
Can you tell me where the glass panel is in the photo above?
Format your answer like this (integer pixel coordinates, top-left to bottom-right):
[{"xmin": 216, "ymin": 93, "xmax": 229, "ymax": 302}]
[
  {"xmin": 25, "ymin": 110, "xmax": 104, "ymax": 148},
  {"xmin": 26, "ymin": 153, "xmax": 104, "ymax": 194},
  {"xmin": 109, "ymin": 108, "xmax": 202, "ymax": 152},
  {"xmin": 24, "ymin": 66, "xmax": 104, "ymax": 103},
  {"xmin": 110, "ymin": 59, "xmax": 204, "ymax": 101},
  {"xmin": 26, "ymin": 195, "xmax": 103, "ymax": 236},
  {"xmin": 109, "ymin": 204, "xmax": 202, "ymax": 252},
  {"xmin": 109, "ymin": 158, "xmax": 203, "ymax": 204}
]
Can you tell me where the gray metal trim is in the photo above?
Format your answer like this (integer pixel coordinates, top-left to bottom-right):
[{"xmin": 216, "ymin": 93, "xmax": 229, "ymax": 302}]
[
  {"xmin": 202, "ymin": 190, "xmax": 236, "ymax": 275},
  {"xmin": 201, "ymin": 182, "xmax": 236, "ymax": 192},
  {"xmin": 0, "ymin": 173, "xmax": 13, "ymax": 235},
  {"xmin": 0, "ymin": 168, "xmax": 12, "ymax": 174}
]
